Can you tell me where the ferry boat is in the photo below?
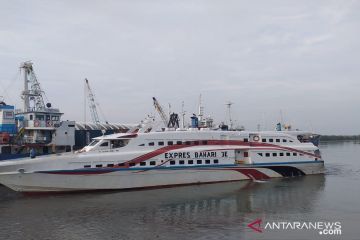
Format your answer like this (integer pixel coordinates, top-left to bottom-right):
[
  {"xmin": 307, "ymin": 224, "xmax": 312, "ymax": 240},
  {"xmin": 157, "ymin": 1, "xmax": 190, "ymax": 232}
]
[{"xmin": 0, "ymin": 128, "xmax": 324, "ymax": 192}]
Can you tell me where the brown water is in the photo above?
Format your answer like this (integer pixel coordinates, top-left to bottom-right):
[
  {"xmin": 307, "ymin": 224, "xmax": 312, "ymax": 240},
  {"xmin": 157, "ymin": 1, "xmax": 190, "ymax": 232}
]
[{"xmin": 0, "ymin": 141, "xmax": 359, "ymax": 240}]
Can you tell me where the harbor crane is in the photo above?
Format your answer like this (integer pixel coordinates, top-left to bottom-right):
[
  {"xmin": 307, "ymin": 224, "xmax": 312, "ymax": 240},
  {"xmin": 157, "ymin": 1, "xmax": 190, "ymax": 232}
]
[
  {"xmin": 85, "ymin": 78, "xmax": 107, "ymax": 124},
  {"xmin": 152, "ymin": 97, "xmax": 169, "ymax": 127},
  {"xmin": 21, "ymin": 61, "xmax": 49, "ymax": 112}
]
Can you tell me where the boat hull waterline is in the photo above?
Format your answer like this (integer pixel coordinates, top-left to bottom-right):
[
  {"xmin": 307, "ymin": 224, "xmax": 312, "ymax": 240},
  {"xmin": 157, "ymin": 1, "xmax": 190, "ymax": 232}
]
[{"xmin": 0, "ymin": 162, "xmax": 324, "ymax": 192}]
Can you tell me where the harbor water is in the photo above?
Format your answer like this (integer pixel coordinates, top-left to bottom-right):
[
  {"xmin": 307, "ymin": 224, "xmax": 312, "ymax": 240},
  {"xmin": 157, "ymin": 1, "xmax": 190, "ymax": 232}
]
[{"xmin": 0, "ymin": 141, "xmax": 359, "ymax": 240}]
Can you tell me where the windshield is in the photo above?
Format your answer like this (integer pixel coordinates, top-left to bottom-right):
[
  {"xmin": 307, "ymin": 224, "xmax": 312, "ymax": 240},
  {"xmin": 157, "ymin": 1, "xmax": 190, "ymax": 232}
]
[
  {"xmin": 111, "ymin": 139, "xmax": 130, "ymax": 148},
  {"xmin": 89, "ymin": 140, "xmax": 100, "ymax": 146}
]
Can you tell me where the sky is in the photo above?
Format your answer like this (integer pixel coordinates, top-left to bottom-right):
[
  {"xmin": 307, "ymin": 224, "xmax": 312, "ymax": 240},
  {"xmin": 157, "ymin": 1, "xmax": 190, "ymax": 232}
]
[{"xmin": 0, "ymin": 0, "xmax": 359, "ymax": 134}]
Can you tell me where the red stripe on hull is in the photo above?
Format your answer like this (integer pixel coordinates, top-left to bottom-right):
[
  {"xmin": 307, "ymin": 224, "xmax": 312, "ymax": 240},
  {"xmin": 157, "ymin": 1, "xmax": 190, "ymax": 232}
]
[
  {"xmin": 233, "ymin": 168, "xmax": 270, "ymax": 180},
  {"xmin": 122, "ymin": 140, "xmax": 318, "ymax": 167}
]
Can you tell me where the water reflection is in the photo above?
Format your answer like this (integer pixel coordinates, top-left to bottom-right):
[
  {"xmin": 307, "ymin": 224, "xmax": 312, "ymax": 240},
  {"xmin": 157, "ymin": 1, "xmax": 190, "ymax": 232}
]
[{"xmin": 0, "ymin": 175, "xmax": 325, "ymax": 240}]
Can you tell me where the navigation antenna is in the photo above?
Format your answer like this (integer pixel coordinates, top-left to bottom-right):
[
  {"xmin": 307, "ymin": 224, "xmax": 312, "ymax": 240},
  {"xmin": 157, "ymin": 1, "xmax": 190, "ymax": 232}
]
[
  {"xmin": 84, "ymin": 78, "xmax": 107, "ymax": 124},
  {"xmin": 225, "ymin": 101, "xmax": 234, "ymax": 130}
]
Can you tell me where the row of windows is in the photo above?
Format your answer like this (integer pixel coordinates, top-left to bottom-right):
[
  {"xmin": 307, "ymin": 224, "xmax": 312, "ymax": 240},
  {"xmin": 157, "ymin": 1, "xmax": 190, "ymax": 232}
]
[
  {"xmin": 139, "ymin": 138, "xmax": 294, "ymax": 147},
  {"xmin": 141, "ymin": 140, "xmax": 209, "ymax": 147},
  {"xmin": 169, "ymin": 159, "xmax": 219, "ymax": 165},
  {"xmin": 83, "ymin": 159, "xmax": 220, "ymax": 168},
  {"xmin": 258, "ymin": 152, "xmax": 302, "ymax": 157},
  {"xmin": 262, "ymin": 138, "xmax": 293, "ymax": 143}
]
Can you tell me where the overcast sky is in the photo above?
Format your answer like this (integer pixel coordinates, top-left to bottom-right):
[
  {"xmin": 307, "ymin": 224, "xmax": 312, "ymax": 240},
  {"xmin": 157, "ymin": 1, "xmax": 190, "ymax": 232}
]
[{"xmin": 0, "ymin": 0, "xmax": 359, "ymax": 134}]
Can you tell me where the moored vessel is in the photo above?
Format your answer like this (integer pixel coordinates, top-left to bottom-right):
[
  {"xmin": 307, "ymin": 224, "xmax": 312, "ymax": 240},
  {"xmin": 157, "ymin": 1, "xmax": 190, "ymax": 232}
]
[{"xmin": 0, "ymin": 126, "xmax": 324, "ymax": 192}]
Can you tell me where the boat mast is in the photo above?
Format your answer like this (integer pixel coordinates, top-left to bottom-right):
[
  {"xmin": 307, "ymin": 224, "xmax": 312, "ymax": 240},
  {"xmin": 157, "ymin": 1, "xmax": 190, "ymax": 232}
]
[
  {"xmin": 198, "ymin": 94, "xmax": 204, "ymax": 122},
  {"xmin": 225, "ymin": 101, "xmax": 234, "ymax": 130},
  {"xmin": 181, "ymin": 101, "xmax": 186, "ymax": 129}
]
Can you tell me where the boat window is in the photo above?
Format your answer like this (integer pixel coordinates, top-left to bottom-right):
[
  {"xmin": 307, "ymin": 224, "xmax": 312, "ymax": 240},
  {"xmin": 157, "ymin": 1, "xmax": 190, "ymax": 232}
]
[
  {"xmin": 89, "ymin": 140, "xmax": 100, "ymax": 146},
  {"xmin": 214, "ymin": 159, "xmax": 219, "ymax": 164},
  {"xmin": 176, "ymin": 141, "xmax": 182, "ymax": 145},
  {"xmin": 205, "ymin": 160, "xmax": 211, "ymax": 164},
  {"xmin": 100, "ymin": 142, "xmax": 109, "ymax": 147},
  {"xmin": 84, "ymin": 165, "xmax": 91, "ymax": 168},
  {"xmin": 197, "ymin": 160, "xmax": 202, "ymax": 164},
  {"xmin": 185, "ymin": 141, "xmax": 190, "ymax": 145},
  {"xmin": 129, "ymin": 163, "xmax": 136, "ymax": 167},
  {"xmin": 269, "ymin": 139, "xmax": 274, "ymax": 142},
  {"xmin": 276, "ymin": 139, "xmax": 280, "ymax": 142},
  {"xmin": 202, "ymin": 140, "xmax": 208, "ymax": 145},
  {"xmin": 279, "ymin": 152, "xmax": 284, "ymax": 156},
  {"xmin": 272, "ymin": 153, "xmax": 277, "ymax": 157},
  {"xmin": 179, "ymin": 160, "xmax": 185, "ymax": 165},
  {"xmin": 107, "ymin": 164, "xmax": 114, "ymax": 167},
  {"xmin": 96, "ymin": 164, "xmax": 102, "ymax": 168},
  {"xmin": 282, "ymin": 139, "xmax": 287, "ymax": 142},
  {"xmin": 244, "ymin": 138, "xmax": 248, "ymax": 142},
  {"xmin": 194, "ymin": 141, "xmax": 199, "ymax": 145},
  {"xmin": 118, "ymin": 163, "xmax": 125, "ymax": 166},
  {"xmin": 290, "ymin": 140, "xmax": 293, "ymax": 142},
  {"xmin": 188, "ymin": 160, "xmax": 194, "ymax": 164},
  {"xmin": 140, "ymin": 162, "xmax": 146, "ymax": 166},
  {"xmin": 36, "ymin": 115, "xmax": 45, "ymax": 120},
  {"xmin": 150, "ymin": 161, "xmax": 156, "ymax": 165},
  {"xmin": 168, "ymin": 141, "xmax": 173, "ymax": 146},
  {"xmin": 29, "ymin": 114, "xmax": 33, "ymax": 120},
  {"xmin": 262, "ymin": 138, "xmax": 266, "ymax": 142},
  {"xmin": 258, "ymin": 153, "xmax": 263, "ymax": 156},
  {"xmin": 293, "ymin": 153, "xmax": 297, "ymax": 156},
  {"xmin": 149, "ymin": 142, "xmax": 154, "ymax": 146},
  {"xmin": 170, "ymin": 160, "xmax": 176, "ymax": 165},
  {"xmin": 244, "ymin": 152, "xmax": 249, "ymax": 157},
  {"xmin": 110, "ymin": 139, "xmax": 129, "ymax": 149},
  {"xmin": 158, "ymin": 141, "xmax": 164, "ymax": 146},
  {"xmin": 286, "ymin": 152, "xmax": 291, "ymax": 156},
  {"xmin": 265, "ymin": 153, "xmax": 270, "ymax": 157},
  {"xmin": 139, "ymin": 144, "xmax": 145, "ymax": 146}
]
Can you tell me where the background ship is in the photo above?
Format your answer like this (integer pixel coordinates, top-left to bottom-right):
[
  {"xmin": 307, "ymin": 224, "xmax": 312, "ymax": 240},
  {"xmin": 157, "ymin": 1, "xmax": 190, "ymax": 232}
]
[{"xmin": 0, "ymin": 62, "xmax": 134, "ymax": 160}]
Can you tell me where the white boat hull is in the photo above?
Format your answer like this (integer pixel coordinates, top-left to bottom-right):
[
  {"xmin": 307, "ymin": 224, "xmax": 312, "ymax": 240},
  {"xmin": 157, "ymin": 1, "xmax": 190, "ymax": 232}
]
[{"xmin": 0, "ymin": 162, "xmax": 324, "ymax": 192}]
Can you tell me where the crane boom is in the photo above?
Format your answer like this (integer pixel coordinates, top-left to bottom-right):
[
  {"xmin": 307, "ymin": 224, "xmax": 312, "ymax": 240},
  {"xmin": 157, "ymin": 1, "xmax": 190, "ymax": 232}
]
[
  {"xmin": 21, "ymin": 61, "xmax": 46, "ymax": 112},
  {"xmin": 152, "ymin": 97, "xmax": 169, "ymax": 127},
  {"xmin": 85, "ymin": 78, "xmax": 101, "ymax": 124}
]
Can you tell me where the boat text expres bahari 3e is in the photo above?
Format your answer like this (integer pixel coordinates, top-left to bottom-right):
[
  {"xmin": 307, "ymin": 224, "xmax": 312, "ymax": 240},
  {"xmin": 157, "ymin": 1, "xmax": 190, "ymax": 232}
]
[{"xmin": 0, "ymin": 128, "xmax": 324, "ymax": 192}]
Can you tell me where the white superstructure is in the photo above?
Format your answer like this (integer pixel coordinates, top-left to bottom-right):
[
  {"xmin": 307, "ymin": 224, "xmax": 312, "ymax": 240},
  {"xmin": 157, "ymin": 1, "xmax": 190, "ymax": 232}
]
[{"xmin": 0, "ymin": 128, "xmax": 324, "ymax": 192}]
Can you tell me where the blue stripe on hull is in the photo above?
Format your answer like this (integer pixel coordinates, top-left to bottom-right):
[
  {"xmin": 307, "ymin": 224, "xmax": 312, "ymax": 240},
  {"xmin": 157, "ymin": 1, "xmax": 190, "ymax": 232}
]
[
  {"xmin": 36, "ymin": 160, "xmax": 323, "ymax": 175},
  {"xmin": 248, "ymin": 160, "xmax": 324, "ymax": 166}
]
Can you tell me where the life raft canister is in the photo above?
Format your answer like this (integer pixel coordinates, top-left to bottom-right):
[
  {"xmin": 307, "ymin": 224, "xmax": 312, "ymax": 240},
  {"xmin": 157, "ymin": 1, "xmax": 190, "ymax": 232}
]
[
  {"xmin": 46, "ymin": 120, "xmax": 53, "ymax": 127},
  {"xmin": 34, "ymin": 120, "xmax": 40, "ymax": 127},
  {"xmin": 252, "ymin": 135, "xmax": 260, "ymax": 142}
]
